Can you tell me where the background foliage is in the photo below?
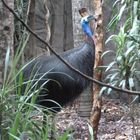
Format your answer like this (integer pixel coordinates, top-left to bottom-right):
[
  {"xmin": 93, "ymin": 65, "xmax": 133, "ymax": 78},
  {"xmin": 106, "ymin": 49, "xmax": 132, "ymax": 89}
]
[{"xmin": 101, "ymin": 0, "xmax": 140, "ymax": 101}]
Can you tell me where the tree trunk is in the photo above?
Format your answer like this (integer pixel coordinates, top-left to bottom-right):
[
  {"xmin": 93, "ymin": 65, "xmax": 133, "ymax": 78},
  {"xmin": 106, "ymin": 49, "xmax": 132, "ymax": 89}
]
[
  {"xmin": 0, "ymin": 0, "xmax": 14, "ymax": 86},
  {"xmin": 0, "ymin": 0, "xmax": 14, "ymax": 139},
  {"xmin": 49, "ymin": 0, "xmax": 74, "ymax": 53},
  {"xmin": 24, "ymin": 0, "xmax": 51, "ymax": 61},
  {"xmin": 90, "ymin": 0, "xmax": 104, "ymax": 139},
  {"xmin": 24, "ymin": 0, "xmax": 36, "ymax": 60},
  {"xmin": 34, "ymin": 0, "xmax": 51, "ymax": 54}
]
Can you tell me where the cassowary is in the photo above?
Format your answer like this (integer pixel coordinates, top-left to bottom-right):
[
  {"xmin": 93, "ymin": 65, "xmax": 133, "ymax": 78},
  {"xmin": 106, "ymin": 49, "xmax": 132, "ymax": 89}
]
[{"xmin": 19, "ymin": 41, "xmax": 95, "ymax": 113}]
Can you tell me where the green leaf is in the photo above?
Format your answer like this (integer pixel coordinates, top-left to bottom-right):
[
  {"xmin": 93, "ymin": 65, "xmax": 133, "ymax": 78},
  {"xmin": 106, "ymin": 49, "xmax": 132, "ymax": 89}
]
[
  {"xmin": 88, "ymin": 124, "xmax": 94, "ymax": 140},
  {"xmin": 119, "ymin": 80, "xmax": 126, "ymax": 89},
  {"xmin": 107, "ymin": 88, "xmax": 112, "ymax": 94},
  {"xmin": 116, "ymin": 55, "xmax": 123, "ymax": 62},
  {"xmin": 118, "ymin": 4, "xmax": 126, "ymax": 20},
  {"xmin": 105, "ymin": 74, "xmax": 112, "ymax": 80},
  {"xmin": 124, "ymin": 45, "xmax": 135, "ymax": 57},
  {"xmin": 129, "ymin": 78, "xmax": 134, "ymax": 89},
  {"xmin": 130, "ymin": 62, "xmax": 136, "ymax": 71},
  {"xmin": 110, "ymin": 73, "xmax": 119, "ymax": 82},
  {"xmin": 8, "ymin": 133, "xmax": 20, "ymax": 140},
  {"xmin": 58, "ymin": 130, "xmax": 70, "ymax": 140},
  {"xmin": 128, "ymin": 55, "xmax": 136, "ymax": 64},
  {"xmin": 133, "ymin": 1, "xmax": 138, "ymax": 16},
  {"xmin": 3, "ymin": 46, "xmax": 10, "ymax": 85},
  {"xmin": 107, "ymin": 14, "xmax": 119, "ymax": 30},
  {"xmin": 105, "ymin": 35, "xmax": 116, "ymax": 44},
  {"xmin": 9, "ymin": 112, "xmax": 22, "ymax": 140},
  {"xmin": 113, "ymin": 0, "xmax": 120, "ymax": 7},
  {"xmin": 101, "ymin": 50, "xmax": 115, "ymax": 58},
  {"xmin": 137, "ymin": 50, "xmax": 140, "ymax": 57},
  {"xmin": 105, "ymin": 61, "xmax": 116, "ymax": 72},
  {"xmin": 100, "ymin": 87, "xmax": 107, "ymax": 95}
]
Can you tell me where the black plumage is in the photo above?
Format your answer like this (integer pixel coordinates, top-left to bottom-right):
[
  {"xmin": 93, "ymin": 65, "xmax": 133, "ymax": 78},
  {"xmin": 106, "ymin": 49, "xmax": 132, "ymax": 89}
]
[{"xmin": 19, "ymin": 41, "xmax": 95, "ymax": 112}]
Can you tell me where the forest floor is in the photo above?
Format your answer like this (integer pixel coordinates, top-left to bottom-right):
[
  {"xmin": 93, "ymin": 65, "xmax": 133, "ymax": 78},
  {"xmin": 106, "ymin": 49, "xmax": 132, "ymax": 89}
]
[{"xmin": 56, "ymin": 97, "xmax": 140, "ymax": 140}]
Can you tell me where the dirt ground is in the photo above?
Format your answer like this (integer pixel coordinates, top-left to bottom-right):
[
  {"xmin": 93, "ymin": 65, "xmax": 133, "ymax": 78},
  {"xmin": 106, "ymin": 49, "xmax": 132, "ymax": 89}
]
[{"xmin": 56, "ymin": 98, "xmax": 140, "ymax": 140}]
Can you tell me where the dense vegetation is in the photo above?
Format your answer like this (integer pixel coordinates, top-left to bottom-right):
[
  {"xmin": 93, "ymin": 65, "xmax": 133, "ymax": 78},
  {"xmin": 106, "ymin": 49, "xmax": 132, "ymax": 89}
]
[{"xmin": 101, "ymin": 0, "xmax": 140, "ymax": 99}]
